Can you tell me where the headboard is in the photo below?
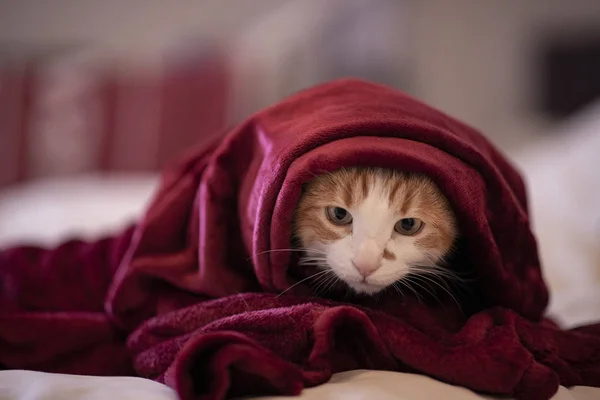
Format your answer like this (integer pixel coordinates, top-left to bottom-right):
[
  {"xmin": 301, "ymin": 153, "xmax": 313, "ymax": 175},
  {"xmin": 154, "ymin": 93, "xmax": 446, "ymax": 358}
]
[{"xmin": 0, "ymin": 49, "xmax": 230, "ymax": 188}]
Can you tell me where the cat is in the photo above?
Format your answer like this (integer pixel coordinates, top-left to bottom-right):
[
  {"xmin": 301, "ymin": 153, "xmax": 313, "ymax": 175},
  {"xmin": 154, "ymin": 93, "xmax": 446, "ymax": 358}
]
[{"xmin": 292, "ymin": 167, "xmax": 460, "ymax": 297}]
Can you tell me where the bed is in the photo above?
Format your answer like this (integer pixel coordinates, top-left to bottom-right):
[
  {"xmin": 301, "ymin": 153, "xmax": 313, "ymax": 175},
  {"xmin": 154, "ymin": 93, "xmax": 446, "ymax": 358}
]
[{"xmin": 1, "ymin": 102, "xmax": 599, "ymax": 399}]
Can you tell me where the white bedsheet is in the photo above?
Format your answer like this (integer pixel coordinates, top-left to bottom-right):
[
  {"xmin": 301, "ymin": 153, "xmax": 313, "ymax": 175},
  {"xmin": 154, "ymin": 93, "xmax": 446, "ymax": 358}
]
[
  {"xmin": 0, "ymin": 371, "xmax": 178, "ymax": 400},
  {"xmin": 0, "ymin": 370, "xmax": 597, "ymax": 400},
  {"xmin": 0, "ymin": 173, "xmax": 158, "ymax": 248},
  {"xmin": 510, "ymin": 102, "xmax": 600, "ymax": 329}
]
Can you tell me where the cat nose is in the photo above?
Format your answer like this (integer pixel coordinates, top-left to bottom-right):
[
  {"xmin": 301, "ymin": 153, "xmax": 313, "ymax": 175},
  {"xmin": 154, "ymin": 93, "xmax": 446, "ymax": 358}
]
[
  {"xmin": 352, "ymin": 239, "xmax": 382, "ymax": 277},
  {"xmin": 352, "ymin": 260, "xmax": 380, "ymax": 277}
]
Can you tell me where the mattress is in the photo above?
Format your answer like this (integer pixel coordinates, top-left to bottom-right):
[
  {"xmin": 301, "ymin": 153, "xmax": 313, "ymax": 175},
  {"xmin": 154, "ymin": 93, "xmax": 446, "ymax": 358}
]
[{"xmin": 1, "ymin": 369, "xmax": 598, "ymax": 400}]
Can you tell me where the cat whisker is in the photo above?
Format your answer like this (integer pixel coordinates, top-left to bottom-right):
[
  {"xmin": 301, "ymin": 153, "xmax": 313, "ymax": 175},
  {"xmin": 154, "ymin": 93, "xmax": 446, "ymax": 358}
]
[
  {"xmin": 309, "ymin": 271, "xmax": 335, "ymax": 296},
  {"xmin": 404, "ymin": 276, "xmax": 440, "ymax": 303},
  {"xmin": 425, "ymin": 264, "xmax": 475, "ymax": 280},
  {"xmin": 396, "ymin": 277, "xmax": 424, "ymax": 304},
  {"xmin": 276, "ymin": 269, "xmax": 331, "ymax": 297},
  {"xmin": 391, "ymin": 282, "xmax": 405, "ymax": 297},
  {"xmin": 311, "ymin": 277, "xmax": 328, "ymax": 294},
  {"xmin": 407, "ymin": 273, "xmax": 465, "ymax": 317},
  {"xmin": 408, "ymin": 268, "xmax": 454, "ymax": 292},
  {"xmin": 410, "ymin": 265, "xmax": 472, "ymax": 284},
  {"xmin": 427, "ymin": 268, "xmax": 473, "ymax": 282},
  {"xmin": 411, "ymin": 267, "xmax": 475, "ymax": 298},
  {"xmin": 313, "ymin": 271, "xmax": 338, "ymax": 296},
  {"xmin": 257, "ymin": 248, "xmax": 328, "ymax": 256},
  {"xmin": 323, "ymin": 274, "xmax": 341, "ymax": 295},
  {"xmin": 298, "ymin": 257, "xmax": 329, "ymax": 267},
  {"xmin": 298, "ymin": 262, "xmax": 327, "ymax": 268},
  {"xmin": 248, "ymin": 247, "xmax": 327, "ymax": 262}
]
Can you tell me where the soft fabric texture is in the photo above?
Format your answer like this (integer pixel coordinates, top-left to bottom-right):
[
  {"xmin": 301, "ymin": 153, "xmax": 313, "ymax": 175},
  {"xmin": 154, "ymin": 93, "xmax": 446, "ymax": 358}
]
[{"xmin": 1, "ymin": 79, "xmax": 599, "ymax": 400}]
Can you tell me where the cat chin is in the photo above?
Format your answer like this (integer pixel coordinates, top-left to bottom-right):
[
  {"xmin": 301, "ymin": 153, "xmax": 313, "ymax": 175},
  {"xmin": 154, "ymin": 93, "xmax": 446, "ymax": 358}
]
[{"xmin": 345, "ymin": 281, "xmax": 388, "ymax": 295}]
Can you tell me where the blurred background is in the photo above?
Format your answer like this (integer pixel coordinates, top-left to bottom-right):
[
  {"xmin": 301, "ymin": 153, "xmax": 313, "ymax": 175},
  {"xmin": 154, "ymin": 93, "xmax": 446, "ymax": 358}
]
[{"xmin": 0, "ymin": 0, "xmax": 599, "ymax": 326}]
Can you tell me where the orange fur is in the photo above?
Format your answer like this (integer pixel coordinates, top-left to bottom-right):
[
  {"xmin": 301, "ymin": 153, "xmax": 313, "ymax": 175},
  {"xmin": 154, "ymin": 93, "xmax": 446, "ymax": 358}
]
[{"xmin": 294, "ymin": 167, "xmax": 458, "ymax": 259}]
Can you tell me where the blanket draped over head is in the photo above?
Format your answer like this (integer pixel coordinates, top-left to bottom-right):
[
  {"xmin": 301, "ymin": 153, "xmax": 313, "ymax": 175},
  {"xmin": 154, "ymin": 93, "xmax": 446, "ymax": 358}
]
[{"xmin": 1, "ymin": 79, "xmax": 599, "ymax": 400}]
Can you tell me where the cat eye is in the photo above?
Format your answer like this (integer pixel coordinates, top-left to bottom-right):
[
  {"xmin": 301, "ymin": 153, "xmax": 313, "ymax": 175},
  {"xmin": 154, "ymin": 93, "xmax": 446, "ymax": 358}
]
[
  {"xmin": 326, "ymin": 206, "xmax": 353, "ymax": 225},
  {"xmin": 394, "ymin": 218, "xmax": 424, "ymax": 236}
]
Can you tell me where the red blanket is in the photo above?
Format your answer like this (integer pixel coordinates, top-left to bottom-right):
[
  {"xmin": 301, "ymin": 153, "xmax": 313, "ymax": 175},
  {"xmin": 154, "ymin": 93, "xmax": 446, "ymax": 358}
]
[{"xmin": 1, "ymin": 79, "xmax": 599, "ymax": 400}]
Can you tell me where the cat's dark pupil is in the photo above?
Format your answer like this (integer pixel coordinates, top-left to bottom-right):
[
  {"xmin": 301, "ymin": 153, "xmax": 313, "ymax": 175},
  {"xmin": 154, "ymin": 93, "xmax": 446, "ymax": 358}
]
[
  {"xmin": 334, "ymin": 207, "xmax": 347, "ymax": 220},
  {"xmin": 401, "ymin": 218, "xmax": 415, "ymax": 230}
]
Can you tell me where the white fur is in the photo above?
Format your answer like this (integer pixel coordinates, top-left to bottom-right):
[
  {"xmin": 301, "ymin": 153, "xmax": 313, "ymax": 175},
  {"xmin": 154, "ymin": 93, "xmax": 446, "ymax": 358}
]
[{"xmin": 305, "ymin": 178, "xmax": 439, "ymax": 295}]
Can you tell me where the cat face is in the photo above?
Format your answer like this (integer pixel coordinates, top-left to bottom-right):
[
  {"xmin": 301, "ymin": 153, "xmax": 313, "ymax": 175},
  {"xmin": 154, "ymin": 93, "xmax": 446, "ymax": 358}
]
[{"xmin": 293, "ymin": 167, "xmax": 458, "ymax": 295}]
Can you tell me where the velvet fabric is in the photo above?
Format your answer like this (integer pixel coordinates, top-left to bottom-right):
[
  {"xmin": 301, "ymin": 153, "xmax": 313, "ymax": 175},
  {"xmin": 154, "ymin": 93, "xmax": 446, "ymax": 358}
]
[{"xmin": 1, "ymin": 79, "xmax": 599, "ymax": 400}]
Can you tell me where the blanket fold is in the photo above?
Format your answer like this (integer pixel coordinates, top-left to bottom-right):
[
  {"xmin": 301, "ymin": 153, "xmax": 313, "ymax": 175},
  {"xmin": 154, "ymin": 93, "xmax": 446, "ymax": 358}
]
[{"xmin": 1, "ymin": 78, "xmax": 599, "ymax": 400}]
